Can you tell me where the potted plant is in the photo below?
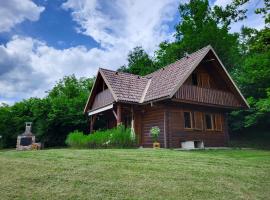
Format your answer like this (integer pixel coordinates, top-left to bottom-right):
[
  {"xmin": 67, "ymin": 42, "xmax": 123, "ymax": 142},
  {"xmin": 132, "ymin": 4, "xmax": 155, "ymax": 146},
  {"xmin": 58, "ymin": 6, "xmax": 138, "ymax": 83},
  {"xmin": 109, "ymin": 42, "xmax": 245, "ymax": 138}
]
[{"xmin": 150, "ymin": 126, "xmax": 160, "ymax": 148}]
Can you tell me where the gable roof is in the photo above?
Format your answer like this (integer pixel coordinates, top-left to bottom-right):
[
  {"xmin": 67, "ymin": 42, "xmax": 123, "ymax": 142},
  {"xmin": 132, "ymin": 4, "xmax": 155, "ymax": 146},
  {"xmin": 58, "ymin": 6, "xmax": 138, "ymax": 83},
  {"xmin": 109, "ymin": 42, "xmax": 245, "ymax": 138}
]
[
  {"xmin": 143, "ymin": 45, "xmax": 210, "ymax": 102},
  {"xmin": 84, "ymin": 45, "xmax": 249, "ymax": 113},
  {"xmin": 100, "ymin": 68, "xmax": 149, "ymax": 103}
]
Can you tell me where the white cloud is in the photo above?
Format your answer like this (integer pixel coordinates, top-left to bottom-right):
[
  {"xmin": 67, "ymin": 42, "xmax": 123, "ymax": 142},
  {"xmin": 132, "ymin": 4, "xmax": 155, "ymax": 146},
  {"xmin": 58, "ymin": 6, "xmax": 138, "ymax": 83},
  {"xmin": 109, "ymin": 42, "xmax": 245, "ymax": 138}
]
[
  {"xmin": 0, "ymin": 36, "xmax": 125, "ymax": 103},
  {"xmin": 0, "ymin": 0, "xmax": 44, "ymax": 32},
  {"xmin": 0, "ymin": 0, "xmax": 266, "ymax": 105},
  {"xmin": 0, "ymin": 0, "xmax": 179, "ymax": 104},
  {"xmin": 214, "ymin": 0, "xmax": 265, "ymax": 32},
  {"xmin": 62, "ymin": 0, "xmax": 178, "ymax": 54}
]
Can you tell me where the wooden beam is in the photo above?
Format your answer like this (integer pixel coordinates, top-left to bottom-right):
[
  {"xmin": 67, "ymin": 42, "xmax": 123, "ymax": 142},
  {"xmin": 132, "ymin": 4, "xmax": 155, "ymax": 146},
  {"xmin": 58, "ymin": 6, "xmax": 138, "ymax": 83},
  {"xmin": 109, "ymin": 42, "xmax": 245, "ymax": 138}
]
[
  {"xmin": 90, "ymin": 115, "xmax": 97, "ymax": 133},
  {"xmin": 89, "ymin": 116, "xmax": 93, "ymax": 133},
  {"xmin": 117, "ymin": 104, "xmax": 122, "ymax": 125},
  {"xmin": 131, "ymin": 106, "xmax": 135, "ymax": 139},
  {"xmin": 112, "ymin": 110, "xmax": 118, "ymax": 120},
  {"xmin": 131, "ymin": 106, "xmax": 134, "ymax": 130}
]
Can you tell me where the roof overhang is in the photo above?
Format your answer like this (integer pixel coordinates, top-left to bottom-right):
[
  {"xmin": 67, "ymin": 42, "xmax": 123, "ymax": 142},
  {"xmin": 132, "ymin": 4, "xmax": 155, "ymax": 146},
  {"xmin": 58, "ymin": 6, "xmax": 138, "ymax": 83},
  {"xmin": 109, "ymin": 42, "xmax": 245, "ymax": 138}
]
[
  {"xmin": 84, "ymin": 69, "xmax": 118, "ymax": 114},
  {"xmin": 88, "ymin": 104, "xmax": 113, "ymax": 116}
]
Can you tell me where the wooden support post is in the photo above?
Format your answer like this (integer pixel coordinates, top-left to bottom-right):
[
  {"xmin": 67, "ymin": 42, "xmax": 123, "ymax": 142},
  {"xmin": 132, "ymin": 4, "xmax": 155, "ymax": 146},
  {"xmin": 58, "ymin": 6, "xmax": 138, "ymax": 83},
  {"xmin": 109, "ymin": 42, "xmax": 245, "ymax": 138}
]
[
  {"xmin": 90, "ymin": 115, "xmax": 96, "ymax": 133},
  {"xmin": 112, "ymin": 110, "xmax": 118, "ymax": 120},
  {"xmin": 117, "ymin": 104, "xmax": 122, "ymax": 125},
  {"xmin": 89, "ymin": 116, "xmax": 93, "ymax": 133},
  {"xmin": 131, "ymin": 106, "xmax": 134, "ymax": 130},
  {"xmin": 131, "ymin": 106, "xmax": 135, "ymax": 138}
]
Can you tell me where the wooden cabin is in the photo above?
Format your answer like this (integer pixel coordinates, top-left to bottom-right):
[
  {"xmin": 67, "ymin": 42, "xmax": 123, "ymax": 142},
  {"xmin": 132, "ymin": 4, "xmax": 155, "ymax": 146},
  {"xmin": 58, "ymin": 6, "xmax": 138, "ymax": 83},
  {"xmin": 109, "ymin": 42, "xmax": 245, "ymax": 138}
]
[{"xmin": 84, "ymin": 45, "xmax": 249, "ymax": 148}]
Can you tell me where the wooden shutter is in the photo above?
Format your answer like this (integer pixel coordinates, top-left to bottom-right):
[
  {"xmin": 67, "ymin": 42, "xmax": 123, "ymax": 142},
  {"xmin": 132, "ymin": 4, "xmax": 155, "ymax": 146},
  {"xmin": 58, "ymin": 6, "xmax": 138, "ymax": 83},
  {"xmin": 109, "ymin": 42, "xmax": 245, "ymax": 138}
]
[
  {"xmin": 199, "ymin": 73, "xmax": 210, "ymax": 88},
  {"xmin": 215, "ymin": 114, "xmax": 222, "ymax": 131},
  {"xmin": 194, "ymin": 112, "xmax": 203, "ymax": 130}
]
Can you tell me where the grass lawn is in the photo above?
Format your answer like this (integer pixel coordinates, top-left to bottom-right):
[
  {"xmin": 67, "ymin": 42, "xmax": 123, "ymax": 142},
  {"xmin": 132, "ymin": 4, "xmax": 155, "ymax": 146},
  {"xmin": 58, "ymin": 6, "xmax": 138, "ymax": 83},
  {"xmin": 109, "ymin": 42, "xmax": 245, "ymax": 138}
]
[{"xmin": 0, "ymin": 149, "xmax": 269, "ymax": 200}]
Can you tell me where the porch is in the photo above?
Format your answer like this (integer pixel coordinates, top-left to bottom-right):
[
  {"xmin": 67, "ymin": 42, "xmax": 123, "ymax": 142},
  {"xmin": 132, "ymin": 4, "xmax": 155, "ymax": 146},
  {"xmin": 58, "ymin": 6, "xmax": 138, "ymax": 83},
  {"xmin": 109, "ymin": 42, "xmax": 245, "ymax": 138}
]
[{"xmin": 88, "ymin": 103, "xmax": 135, "ymax": 134}]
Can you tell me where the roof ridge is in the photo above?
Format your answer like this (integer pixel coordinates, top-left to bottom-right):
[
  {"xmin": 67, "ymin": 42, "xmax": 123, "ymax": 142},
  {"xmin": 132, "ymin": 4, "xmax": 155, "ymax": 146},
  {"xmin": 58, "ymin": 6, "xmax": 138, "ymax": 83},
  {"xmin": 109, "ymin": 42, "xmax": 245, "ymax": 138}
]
[
  {"xmin": 99, "ymin": 45, "xmax": 211, "ymax": 79},
  {"xmin": 140, "ymin": 78, "xmax": 152, "ymax": 103},
  {"xmin": 99, "ymin": 68, "xmax": 147, "ymax": 79},
  {"xmin": 143, "ymin": 45, "xmax": 211, "ymax": 78}
]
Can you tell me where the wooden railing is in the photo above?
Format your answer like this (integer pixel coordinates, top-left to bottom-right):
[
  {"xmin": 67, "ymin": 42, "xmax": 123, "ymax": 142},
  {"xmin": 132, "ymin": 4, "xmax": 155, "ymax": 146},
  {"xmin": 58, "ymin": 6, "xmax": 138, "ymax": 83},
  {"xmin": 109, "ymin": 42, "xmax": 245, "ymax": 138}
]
[
  {"xmin": 91, "ymin": 89, "xmax": 115, "ymax": 110},
  {"xmin": 174, "ymin": 85, "xmax": 242, "ymax": 107}
]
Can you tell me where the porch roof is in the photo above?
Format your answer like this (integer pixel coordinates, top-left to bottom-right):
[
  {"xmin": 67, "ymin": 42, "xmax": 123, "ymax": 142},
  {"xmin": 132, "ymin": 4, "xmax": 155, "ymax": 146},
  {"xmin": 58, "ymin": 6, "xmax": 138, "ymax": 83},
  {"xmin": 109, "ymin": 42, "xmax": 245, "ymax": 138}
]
[{"xmin": 88, "ymin": 104, "xmax": 113, "ymax": 116}]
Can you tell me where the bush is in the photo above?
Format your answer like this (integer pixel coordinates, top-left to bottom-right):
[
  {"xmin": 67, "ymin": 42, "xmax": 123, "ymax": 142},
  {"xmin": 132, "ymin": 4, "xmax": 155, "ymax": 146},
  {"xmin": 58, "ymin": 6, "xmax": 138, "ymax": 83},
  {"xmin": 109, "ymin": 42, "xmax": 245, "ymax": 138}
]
[
  {"xmin": 150, "ymin": 126, "xmax": 160, "ymax": 143},
  {"xmin": 65, "ymin": 125, "xmax": 136, "ymax": 148},
  {"xmin": 65, "ymin": 130, "xmax": 88, "ymax": 148}
]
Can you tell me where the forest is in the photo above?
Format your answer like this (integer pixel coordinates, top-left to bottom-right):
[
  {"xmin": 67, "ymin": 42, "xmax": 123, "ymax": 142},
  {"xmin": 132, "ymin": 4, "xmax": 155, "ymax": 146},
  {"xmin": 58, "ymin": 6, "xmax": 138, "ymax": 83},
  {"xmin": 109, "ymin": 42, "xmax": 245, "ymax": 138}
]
[{"xmin": 0, "ymin": 0, "xmax": 269, "ymax": 148}]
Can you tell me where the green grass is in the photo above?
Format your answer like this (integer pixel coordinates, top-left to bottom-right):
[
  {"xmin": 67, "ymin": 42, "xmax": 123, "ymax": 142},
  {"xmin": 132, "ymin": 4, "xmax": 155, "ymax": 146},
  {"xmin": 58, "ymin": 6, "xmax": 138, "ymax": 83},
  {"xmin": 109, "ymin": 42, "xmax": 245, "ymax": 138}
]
[{"xmin": 0, "ymin": 149, "xmax": 269, "ymax": 200}]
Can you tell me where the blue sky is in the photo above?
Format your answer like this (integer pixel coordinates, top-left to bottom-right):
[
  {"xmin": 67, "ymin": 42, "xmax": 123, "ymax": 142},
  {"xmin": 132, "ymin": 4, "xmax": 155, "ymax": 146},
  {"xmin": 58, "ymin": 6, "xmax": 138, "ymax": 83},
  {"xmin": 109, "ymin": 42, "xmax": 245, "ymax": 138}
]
[{"xmin": 0, "ymin": 0, "xmax": 265, "ymax": 104}]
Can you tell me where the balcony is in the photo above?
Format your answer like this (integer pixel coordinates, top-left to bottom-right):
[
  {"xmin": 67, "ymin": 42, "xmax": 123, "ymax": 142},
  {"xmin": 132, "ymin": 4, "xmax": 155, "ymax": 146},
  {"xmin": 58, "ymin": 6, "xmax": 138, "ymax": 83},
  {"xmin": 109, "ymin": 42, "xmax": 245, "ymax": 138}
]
[
  {"xmin": 174, "ymin": 85, "xmax": 242, "ymax": 108},
  {"xmin": 91, "ymin": 89, "xmax": 115, "ymax": 110}
]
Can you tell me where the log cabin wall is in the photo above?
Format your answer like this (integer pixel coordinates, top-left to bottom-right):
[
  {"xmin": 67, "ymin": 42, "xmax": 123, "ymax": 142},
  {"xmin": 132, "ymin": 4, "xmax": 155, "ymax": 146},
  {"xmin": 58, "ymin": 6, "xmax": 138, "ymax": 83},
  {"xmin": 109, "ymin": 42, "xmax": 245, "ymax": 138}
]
[
  {"xmin": 134, "ymin": 108, "xmax": 143, "ymax": 146},
  {"xmin": 139, "ymin": 106, "xmax": 165, "ymax": 147},
  {"xmin": 135, "ymin": 102, "xmax": 228, "ymax": 148},
  {"xmin": 165, "ymin": 103, "xmax": 228, "ymax": 148}
]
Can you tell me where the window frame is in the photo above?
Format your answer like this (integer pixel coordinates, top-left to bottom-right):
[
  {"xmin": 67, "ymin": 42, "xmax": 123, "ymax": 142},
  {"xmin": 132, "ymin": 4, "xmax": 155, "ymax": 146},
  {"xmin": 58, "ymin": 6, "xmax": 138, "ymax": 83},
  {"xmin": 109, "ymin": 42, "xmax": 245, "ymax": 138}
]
[
  {"xmin": 183, "ymin": 111, "xmax": 193, "ymax": 130},
  {"xmin": 197, "ymin": 72, "xmax": 210, "ymax": 88},
  {"xmin": 204, "ymin": 113, "xmax": 214, "ymax": 131}
]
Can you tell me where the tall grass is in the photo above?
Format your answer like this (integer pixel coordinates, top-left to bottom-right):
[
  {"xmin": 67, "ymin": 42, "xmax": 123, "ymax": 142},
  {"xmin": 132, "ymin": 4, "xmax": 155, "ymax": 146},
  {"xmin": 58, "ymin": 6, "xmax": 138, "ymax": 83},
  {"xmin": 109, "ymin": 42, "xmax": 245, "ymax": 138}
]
[{"xmin": 65, "ymin": 125, "xmax": 136, "ymax": 148}]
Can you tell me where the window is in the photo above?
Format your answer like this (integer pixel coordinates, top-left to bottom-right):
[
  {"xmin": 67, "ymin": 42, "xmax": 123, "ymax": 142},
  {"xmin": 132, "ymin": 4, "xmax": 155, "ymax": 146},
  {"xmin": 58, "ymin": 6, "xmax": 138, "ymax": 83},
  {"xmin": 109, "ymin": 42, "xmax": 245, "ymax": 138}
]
[
  {"xmin": 191, "ymin": 73, "xmax": 198, "ymax": 86},
  {"xmin": 194, "ymin": 112, "xmax": 203, "ymax": 130},
  {"xmin": 184, "ymin": 112, "xmax": 192, "ymax": 129},
  {"xmin": 205, "ymin": 114, "xmax": 214, "ymax": 130},
  {"xmin": 199, "ymin": 73, "xmax": 210, "ymax": 88},
  {"xmin": 214, "ymin": 114, "xmax": 222, "ymax": 131}
]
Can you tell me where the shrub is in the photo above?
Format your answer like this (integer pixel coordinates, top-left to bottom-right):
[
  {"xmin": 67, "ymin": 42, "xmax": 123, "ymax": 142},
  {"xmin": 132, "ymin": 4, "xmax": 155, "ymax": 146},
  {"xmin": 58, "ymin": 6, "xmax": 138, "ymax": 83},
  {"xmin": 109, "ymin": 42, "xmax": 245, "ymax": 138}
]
[
  {"xmin": 65, "ymin": 130, "xmax": 88, "ymax": 148},
  {"xmin": 150, "ymin": 126, "xmax": 160, "ymax": 143},
  {"xmin": 65, "ymin": 125, "xmax": 136, "ymax": 148}
]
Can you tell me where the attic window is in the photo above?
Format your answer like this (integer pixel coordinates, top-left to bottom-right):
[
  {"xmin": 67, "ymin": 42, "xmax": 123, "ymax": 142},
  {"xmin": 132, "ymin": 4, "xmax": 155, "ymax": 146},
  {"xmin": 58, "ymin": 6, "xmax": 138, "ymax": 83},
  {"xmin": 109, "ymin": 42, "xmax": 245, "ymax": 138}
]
[{"xmin": 192, "ymin": 73, "xmax": 198, "ymax": 86}]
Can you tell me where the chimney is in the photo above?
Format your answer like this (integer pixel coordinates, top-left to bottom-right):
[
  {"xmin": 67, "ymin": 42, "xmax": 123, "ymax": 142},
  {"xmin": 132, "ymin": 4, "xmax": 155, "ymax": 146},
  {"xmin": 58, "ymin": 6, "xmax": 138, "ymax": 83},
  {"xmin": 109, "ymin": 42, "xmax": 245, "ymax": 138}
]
[{"xmin": 24, "ymin": 122, "xmax": 32, "ymax": 135}]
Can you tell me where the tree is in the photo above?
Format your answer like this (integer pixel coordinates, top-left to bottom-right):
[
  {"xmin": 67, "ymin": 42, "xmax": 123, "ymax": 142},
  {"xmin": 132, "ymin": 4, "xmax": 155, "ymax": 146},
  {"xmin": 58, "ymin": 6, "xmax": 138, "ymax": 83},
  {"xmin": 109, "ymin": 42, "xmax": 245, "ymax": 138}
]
[
  {"xmin": 255, "ymin": 0, "xmax": 270, "ymax": 25},
  {"xmin": 154, "ymin": 0, "xmax": 249, "ymax": 70},
  {"xmin": 118, "ymin": 46, "xmax": 155, "ymax": 76},
  {"xmin": 229, "ymin": 0, "xmax": 270, "ymax": 131},
  {"xmin": 43, "ymin": 75, "xmax": 94, "ymax": 146},
  {"xmin": 154, "ymin": 41, "xmax": 185, "ymax": 68},
  {"xmin": 0, "ymin": 75, "xmax": 94, "ymax": 148},
  {"xmin": 230, "ymin": 27, "xmax": 270, "ymax": 130}
]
